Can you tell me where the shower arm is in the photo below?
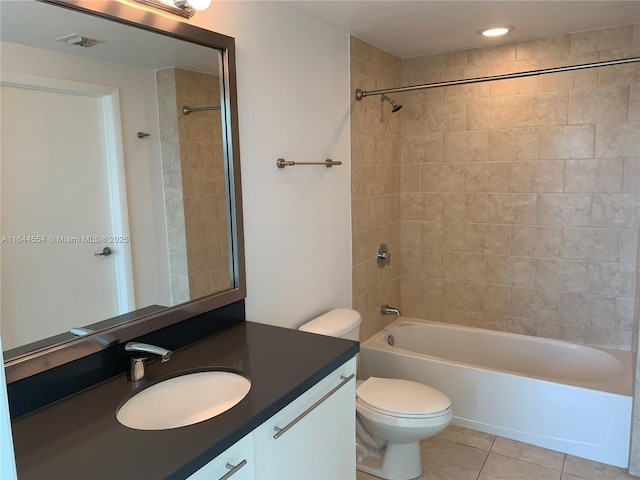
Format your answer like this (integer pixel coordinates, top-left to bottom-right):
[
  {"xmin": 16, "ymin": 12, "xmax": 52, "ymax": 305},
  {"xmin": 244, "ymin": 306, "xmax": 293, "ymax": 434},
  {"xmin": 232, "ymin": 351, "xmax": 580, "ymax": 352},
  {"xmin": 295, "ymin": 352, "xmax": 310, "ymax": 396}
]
[{"xmin": 355, "ymin": 56, "xmax": 640, "ymax": 100}]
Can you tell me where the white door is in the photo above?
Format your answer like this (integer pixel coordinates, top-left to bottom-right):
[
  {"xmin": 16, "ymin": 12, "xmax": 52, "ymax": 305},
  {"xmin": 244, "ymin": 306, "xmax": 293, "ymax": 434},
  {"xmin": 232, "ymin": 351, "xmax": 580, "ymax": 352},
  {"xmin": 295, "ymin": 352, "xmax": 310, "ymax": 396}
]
[{"xmin": 1, "ymin": 82, "xmax": 128, "ymax": 350}]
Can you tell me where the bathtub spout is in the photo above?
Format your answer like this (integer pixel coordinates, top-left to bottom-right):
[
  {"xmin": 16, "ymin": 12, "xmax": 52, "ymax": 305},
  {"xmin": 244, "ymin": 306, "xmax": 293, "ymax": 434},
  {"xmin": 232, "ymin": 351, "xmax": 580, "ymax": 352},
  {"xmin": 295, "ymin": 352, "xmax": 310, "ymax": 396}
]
[{"xmin": 381, "ymin": 305, "xmax": 401, "ymax": 316}]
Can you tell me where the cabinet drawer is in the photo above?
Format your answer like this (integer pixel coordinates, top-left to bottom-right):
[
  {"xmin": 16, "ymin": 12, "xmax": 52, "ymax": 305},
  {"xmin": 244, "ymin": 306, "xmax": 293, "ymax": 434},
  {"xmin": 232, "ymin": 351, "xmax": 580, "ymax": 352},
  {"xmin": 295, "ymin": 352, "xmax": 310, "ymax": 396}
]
[{"xmin": 187, "ymin": 433, "xmax": 254, "ymax": 480}]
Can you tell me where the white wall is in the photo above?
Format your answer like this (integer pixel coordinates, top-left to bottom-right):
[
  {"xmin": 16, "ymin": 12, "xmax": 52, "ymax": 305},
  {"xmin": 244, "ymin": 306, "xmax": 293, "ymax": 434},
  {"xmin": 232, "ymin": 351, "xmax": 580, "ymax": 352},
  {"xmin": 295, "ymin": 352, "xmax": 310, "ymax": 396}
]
[
  {"xmin": 0, "ymin": 42, "xmax": 172, "ymax": 310},
  {"xmin": 193, "ymin": 1, "xmax": 352, "ymax": 328}
]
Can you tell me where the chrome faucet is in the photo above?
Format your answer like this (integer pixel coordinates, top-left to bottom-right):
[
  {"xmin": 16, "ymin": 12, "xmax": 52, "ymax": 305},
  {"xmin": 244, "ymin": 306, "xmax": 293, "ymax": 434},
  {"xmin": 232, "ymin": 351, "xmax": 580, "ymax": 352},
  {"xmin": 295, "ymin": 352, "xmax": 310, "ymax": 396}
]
[
  {"xmin": 125, "ymin": 342, "xmax": 172, "ymax": 382},
  {"xmin": 380, "ymin": 305, "xmax": 401, "ymax": 316}
]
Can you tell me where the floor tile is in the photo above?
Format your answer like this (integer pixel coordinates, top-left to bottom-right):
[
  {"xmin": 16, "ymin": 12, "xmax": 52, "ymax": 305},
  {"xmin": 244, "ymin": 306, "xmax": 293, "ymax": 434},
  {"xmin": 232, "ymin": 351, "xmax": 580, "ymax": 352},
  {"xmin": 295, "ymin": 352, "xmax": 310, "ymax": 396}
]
[
  {"xmin": 420, "ymin": 436, "xmax": 489, "ymax": 480},
  {"xmin": 437, "ymin": 424, "xmax": 496, "ymax": 451},
  {"xmin": 563, "ymin": 455, "xmax": 636, "ymax": 480},
  {"xmin": 478, "ymin": 453, "xmax": 562, "ymax": 480},
  {"xmin": 356, "ymin": 427, "xmax": 637, "ymax": 480},
  {"xmin": 491, "ymin": 436, "xmax": 565, "ymax": 471}
]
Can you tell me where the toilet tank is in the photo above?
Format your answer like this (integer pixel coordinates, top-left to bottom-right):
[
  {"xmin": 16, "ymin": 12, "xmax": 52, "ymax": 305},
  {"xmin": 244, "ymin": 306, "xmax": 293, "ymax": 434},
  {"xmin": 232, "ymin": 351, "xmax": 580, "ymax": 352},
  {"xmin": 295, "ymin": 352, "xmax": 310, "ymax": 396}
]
[{"xmin": 298, "ymin": 308, "xmax": 362, "ymax": 341}]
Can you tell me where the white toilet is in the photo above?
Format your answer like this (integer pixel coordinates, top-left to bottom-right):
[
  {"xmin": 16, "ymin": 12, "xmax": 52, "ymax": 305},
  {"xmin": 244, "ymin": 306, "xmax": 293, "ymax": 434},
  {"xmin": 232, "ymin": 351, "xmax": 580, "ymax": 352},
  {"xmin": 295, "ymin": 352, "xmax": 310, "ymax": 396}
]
[{"xmin": 299, "ymin": 309, "xmax": 452, "ymax": 480}]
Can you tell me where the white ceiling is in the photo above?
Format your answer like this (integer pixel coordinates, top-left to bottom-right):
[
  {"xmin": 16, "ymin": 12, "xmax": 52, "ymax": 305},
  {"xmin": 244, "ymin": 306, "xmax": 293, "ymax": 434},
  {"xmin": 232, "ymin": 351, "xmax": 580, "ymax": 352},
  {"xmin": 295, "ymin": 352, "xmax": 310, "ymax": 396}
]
[
  {"xmin": 284, "ymin": 1, "xmax": 640, "ymax": 58},
  {"xmin": 3, "ymin": 1, "xmax": 639, "ymax": 69}
]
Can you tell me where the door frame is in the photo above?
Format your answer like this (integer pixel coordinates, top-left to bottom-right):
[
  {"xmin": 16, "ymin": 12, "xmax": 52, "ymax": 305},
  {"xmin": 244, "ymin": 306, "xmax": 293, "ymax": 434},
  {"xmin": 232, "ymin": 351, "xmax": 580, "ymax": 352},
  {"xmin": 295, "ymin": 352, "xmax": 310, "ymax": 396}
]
[{"xmin": 0, "ymin": 71, "xmax": 135, "ymax": 313}]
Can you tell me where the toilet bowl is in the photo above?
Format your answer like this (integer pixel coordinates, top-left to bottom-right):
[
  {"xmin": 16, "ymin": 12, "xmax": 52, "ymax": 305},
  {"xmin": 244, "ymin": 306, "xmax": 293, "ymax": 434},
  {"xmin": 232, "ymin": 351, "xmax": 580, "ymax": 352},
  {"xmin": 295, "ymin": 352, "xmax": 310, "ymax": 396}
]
[
  {"xmin": 299, "ymin": 309, "xmax": 452, "ymax": 480},
  {"xmin": 355, "ymin": 377, "xmax": 452, "ymax": 479}
]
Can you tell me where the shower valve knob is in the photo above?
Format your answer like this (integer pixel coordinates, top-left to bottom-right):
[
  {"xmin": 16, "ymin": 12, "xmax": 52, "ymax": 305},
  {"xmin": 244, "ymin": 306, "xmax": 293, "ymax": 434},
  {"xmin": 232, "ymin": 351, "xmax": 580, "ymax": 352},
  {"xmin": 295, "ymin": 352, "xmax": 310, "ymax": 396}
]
[{"xmin": 377, "ymin": 244, "xmax": 391, "ymax": 267}]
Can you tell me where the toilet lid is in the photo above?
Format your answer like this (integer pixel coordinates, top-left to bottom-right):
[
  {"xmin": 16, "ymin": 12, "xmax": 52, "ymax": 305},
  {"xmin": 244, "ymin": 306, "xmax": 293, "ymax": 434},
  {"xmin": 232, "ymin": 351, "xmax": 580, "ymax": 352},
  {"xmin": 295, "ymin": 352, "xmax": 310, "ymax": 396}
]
[{"xmin": 356, "ymin": 377, "xmax": 451, "ymax": 417}]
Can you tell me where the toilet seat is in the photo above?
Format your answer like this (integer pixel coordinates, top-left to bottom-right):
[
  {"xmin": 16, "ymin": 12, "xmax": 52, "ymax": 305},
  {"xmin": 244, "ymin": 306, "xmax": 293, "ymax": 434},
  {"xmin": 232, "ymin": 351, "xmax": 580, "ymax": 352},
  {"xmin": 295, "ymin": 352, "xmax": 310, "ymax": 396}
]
[{"xmin": 356, "ymin": 377, "xmax": 451, "ymax": 419}]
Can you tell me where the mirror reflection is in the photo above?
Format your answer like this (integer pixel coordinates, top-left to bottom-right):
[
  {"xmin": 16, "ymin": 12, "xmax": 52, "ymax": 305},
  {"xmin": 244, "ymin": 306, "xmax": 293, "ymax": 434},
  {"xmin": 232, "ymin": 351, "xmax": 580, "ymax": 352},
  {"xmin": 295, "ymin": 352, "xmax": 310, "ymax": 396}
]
[{"xmin": 1, "ymin": 0, "xmax": 234, "ymax": 356}]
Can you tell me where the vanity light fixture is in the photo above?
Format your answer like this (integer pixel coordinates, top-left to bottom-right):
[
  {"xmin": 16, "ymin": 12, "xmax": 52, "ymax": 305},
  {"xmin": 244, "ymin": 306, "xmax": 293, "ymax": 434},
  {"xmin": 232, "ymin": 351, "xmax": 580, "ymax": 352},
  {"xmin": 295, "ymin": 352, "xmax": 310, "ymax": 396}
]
[
  {"xmin": 131, "ymin": 0, "xmax": 211, "ymax": 19},
  {"xmin": 479, "ymin": 25, "xmax": 514, "ymax": 37}
]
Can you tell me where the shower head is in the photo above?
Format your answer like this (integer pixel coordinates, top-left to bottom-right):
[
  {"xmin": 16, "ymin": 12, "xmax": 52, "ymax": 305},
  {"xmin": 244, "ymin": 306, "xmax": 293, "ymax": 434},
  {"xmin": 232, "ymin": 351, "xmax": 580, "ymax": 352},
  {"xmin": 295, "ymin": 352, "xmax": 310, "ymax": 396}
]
[{"xmin": 380, "ymin": 95, "xmax": 403, "ymax": 112}]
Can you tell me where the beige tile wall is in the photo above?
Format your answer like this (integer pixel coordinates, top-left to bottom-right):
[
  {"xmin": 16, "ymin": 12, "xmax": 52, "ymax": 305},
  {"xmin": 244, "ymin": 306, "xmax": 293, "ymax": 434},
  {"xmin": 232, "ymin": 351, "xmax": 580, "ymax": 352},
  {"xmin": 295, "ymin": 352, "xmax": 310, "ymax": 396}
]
[
  {"xmin": 400, "ymin": 24, "xmax": 639, "ymax": 350},
  {"xmin": 175, "ymin": 68, "xmax": 230, "ymax": 300},
  {"xmin": 350, "ymin": 37, "xmax": 403, "ymax": 341},
  {"xmin": 158, "ymin": 68, "xmax": 230, "ymax": 304}
]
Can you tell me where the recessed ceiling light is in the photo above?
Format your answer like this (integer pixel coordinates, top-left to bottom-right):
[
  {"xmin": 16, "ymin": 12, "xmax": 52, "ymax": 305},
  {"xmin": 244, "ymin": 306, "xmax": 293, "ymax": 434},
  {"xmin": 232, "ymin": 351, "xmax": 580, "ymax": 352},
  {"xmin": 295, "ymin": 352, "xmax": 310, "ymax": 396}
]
[{"xmin": 479, "ymin": 26, "xmax": 514, "ymax": 37}]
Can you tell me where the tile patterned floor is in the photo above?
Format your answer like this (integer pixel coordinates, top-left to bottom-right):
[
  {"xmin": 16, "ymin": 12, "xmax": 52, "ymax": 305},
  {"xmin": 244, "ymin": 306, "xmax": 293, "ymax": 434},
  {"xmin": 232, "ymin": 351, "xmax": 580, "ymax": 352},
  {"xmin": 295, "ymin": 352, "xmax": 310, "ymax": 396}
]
[{"xmin": 356, "ymin": 425, "xmax": 636, "ymax": 480}]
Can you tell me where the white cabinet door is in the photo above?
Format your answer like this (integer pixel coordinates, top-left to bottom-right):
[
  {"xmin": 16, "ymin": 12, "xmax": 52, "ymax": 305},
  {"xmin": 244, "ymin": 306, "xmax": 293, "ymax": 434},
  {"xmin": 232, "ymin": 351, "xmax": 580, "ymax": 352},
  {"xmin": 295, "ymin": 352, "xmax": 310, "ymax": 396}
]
[
  {"xmin": 253, "ymin": 358, "xmax": 356, "ymax": 480},
  {"xmin": 187, "ymin": 433, "xmax": 254, "ymax": 480}
]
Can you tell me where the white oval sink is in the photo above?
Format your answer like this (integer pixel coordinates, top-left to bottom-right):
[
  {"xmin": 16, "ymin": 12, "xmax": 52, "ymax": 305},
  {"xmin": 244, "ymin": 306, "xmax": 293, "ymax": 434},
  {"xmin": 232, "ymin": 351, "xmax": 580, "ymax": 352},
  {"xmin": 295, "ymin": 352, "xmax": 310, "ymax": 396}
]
[{"xmin": 117, "ymin": 370, "xmax": 251, "ymax": 430}]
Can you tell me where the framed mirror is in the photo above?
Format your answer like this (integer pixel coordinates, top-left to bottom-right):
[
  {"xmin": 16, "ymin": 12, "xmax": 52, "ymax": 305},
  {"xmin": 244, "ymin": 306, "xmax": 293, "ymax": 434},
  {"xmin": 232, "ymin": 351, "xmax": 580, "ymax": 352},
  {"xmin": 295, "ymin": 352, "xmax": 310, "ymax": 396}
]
[{"xmin": 1, "ymin": 0, "xmax": 245, "ymax": 382}]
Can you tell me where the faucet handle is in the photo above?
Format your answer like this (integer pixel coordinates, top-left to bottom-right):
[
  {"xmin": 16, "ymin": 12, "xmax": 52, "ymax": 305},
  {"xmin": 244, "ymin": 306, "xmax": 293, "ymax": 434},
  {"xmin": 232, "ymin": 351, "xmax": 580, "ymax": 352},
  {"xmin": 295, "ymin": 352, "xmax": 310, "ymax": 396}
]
[
  {"xmin": 128, "ymin": 357, "xmax": 148, "ymax": 382},
  {"xmin": 124, "ymin": 342, "xmax": 172, "ymax": 383},
  {"xmin": 377, "ymin": 244, "xmax": 391, "ymax": 267}
]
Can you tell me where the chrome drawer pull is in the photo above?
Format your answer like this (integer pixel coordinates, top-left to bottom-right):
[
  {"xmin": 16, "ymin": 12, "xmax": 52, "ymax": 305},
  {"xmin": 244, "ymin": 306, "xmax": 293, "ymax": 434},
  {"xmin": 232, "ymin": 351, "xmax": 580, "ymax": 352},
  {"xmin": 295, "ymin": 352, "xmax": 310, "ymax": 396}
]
[
  {"xmin": 218, "ymin": 459, "xmax": 247, "ymax": 480},
  {"xmin": 273, "ymin": 373, "xmax": 355, "ymax": 439}
]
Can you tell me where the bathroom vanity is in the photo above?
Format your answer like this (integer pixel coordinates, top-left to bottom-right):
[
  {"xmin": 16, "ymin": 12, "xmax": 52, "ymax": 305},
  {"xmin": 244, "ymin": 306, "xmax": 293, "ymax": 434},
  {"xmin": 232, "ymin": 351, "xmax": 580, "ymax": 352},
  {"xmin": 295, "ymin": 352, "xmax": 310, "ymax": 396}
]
[{"xmin": 10, "ymin": 321, "xmax": 358, "ymax": 479}]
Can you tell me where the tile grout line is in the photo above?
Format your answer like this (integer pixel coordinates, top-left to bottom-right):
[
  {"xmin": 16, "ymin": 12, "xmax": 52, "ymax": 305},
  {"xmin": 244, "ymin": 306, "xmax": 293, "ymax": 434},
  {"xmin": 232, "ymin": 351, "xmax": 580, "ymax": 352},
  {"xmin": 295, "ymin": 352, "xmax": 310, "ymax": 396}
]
[
  {"xmin": 474, "ymin": 434, "xmax": 498, "ymax": 479},
  {"xmin": 476, "ymin": 450, "xmax": 492, "ymax": 479}
]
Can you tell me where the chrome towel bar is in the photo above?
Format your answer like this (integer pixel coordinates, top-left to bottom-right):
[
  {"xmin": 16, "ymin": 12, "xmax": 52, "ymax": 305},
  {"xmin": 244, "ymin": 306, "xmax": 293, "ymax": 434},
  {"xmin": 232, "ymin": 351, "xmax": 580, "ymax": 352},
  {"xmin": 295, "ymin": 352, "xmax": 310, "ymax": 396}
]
[
  {"xmin": 182, "ymin": 105, "xmax": 221, "ymax": 115},
  {"xmin": 276, "ymin": 158, "xmax": 342, "ymax": 169}
]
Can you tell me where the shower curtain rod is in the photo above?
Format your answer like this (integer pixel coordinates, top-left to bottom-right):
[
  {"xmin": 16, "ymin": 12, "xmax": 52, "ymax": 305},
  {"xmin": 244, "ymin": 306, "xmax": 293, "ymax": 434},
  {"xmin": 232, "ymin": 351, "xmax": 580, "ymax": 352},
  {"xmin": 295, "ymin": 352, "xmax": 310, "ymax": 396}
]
[{"xmin": 355, "ymin": 57, "xmax": 640, "ymax": 100}]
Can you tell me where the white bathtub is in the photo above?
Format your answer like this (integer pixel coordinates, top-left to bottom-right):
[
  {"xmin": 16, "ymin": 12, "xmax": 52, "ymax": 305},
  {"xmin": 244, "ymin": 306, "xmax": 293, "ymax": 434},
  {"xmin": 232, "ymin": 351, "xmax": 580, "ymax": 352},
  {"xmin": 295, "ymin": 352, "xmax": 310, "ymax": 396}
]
[{"xmin": 359, "ymin": 318, "xmax": 633, "ymax": 468}]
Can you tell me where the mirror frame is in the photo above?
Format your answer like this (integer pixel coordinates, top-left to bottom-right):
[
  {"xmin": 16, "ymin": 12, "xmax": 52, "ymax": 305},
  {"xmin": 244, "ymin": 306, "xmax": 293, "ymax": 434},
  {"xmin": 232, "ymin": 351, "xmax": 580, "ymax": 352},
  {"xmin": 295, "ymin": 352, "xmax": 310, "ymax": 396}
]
[{"xmin": 3, "ymin": 0, "xmax": 246, "ymax": 383}]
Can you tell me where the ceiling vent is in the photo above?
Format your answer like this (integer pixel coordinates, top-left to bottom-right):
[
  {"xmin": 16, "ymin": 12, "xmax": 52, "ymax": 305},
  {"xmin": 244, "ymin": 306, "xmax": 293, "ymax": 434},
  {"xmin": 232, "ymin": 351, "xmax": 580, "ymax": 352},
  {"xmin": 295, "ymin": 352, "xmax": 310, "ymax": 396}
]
[{"xmin": 56, "ymin": 34, "xmax": 105, "ymax": 48}]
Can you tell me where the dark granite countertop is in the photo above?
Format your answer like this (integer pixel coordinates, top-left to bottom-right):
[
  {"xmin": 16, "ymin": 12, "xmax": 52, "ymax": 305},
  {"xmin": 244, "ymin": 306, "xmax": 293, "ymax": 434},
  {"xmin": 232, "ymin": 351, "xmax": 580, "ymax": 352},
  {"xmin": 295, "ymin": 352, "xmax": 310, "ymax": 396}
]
[{"xmin": 10, "ymin": 321, "xmax": 359, "ymax": 479}]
